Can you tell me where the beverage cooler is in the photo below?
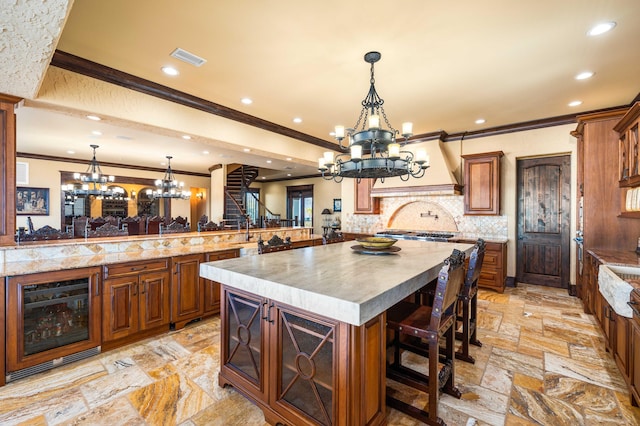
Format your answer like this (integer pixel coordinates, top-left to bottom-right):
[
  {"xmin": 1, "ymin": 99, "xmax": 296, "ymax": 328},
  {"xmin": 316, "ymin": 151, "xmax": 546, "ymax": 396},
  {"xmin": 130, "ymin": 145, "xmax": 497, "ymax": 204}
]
[{"xmin": 5, "ymin": 267, "xmax": 101, "ymax": 382}]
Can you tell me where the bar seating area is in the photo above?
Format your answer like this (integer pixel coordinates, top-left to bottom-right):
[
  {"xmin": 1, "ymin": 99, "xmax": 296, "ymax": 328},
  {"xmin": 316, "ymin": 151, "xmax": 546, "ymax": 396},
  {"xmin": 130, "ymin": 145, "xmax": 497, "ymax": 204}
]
[
  {"xmin": 385, "ymin": 248, "xmax": 467, "ymax": 425},
  {"xmin": 418, "ymin": 239, "xmax": 486, "ymax": 364},
  {"xmin": 384, "ymin": 240, "xmax": 486, "ymax": 425},
  {"xmin": 322, "ymin": 228, "xmax": 344, "ymax": 245},
  {"xmin": 257, "ymin": 234, "xmax": 293, "ymax": 254}
]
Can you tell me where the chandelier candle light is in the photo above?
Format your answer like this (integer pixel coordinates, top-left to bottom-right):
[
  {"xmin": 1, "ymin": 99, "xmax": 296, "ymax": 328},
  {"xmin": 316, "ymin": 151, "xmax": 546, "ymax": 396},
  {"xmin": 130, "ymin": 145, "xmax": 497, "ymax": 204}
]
[
  {"xmin": 61, "ymin": 144, "xmax": 124, "ymax": 199},
  {"xmin": 147, "ymin": 156, "xmax": 191, "ymax": 199},
  {"xmin": 319, "ymin": 51, "xmax": 430, "ymax": 182}
]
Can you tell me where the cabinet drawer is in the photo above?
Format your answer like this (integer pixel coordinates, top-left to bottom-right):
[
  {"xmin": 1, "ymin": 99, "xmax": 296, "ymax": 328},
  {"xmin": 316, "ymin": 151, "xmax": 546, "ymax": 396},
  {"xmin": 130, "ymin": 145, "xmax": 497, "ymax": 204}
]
[
  {"xmin": 481, "ymin": 252, "xmax": 500, "ymax": 270},
  {"xmin": 479, "ymin": 270, "xmax": 499, "ymax": 287},
  {"xmin": 206, "ymin": 249, "xmax": 239, "ymax": 261},
  {"xmin": 104, "ymin": 259, "xmax": 169, "ymax": 279}
]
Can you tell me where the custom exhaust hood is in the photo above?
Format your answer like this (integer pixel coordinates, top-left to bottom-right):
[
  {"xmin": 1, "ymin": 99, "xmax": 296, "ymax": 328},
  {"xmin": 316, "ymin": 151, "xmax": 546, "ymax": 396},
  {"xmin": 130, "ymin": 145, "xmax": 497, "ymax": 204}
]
[{"xmin": 371, "ymin": 139, "xmax": 462, "ymax": 197}]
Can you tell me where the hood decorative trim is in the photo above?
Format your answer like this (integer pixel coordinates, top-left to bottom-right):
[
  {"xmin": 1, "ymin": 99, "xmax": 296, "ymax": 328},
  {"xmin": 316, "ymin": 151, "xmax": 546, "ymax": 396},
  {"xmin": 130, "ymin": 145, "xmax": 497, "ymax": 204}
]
[{"xmin": 371, "ymin": 183, "xmax": 462, "ymax": 197}]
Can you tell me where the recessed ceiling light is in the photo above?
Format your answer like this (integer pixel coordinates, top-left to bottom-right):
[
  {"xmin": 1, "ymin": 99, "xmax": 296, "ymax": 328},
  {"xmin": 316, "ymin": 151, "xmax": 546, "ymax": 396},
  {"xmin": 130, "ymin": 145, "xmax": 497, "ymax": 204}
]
[
  {"xmin": 575, "ymin": 71, "xmax": 594, "ymax": 80},
  {"xmin": 475, "ymin": 119, "xmax": 486, "ymax": 125},
  {"xmin": 286, "ymin": 157, "xmax": 292, "ymax": 161},
  {"xmin": 243, "ymin": 148, "xmax": 251, "ymax": 152},
  {"xmin": 266, "ymin": 160, "xmax": 272, "ymax": 164},
  {"xmin": 261, "ymin": 176, "xmax": 266, "ymax": 180},
  {"xmin": 241, "ymin": 98, "xmax": 253, "ymax": 105},
  {"xmin": 202, "ymin": 150, "xmax": 209, "ymax": 155},
  {"xmin": 91, "ymin": 130, "xmax": 102, "ymax": 136},
  {"xmin": 568, "ymin": 100, "xmax": 583, "ymax": 107},
  {"xmin": 67, "ymin": 150, "xmax": 75, "ymax": 154},
  {"xmin": 182, "ymin": 135, "xmax": 191, "ymax": 140},
  {"xmin": 588, "ymin": 22, "xmax": 616, "ymax": 36},
  {"xmin": 293, "ymin": 117, "xmax": 302, "ymax": 124},
  {"xmin": 86, "ymin": 115, "xmax": 101, "ymax": 121},
  {"xmin": 287, "ymin": 174, "xmax": 292, "ymax": 177},
  {"xmin": 161, "ymin": 66, "xmax": 179, "ymax": 76}
]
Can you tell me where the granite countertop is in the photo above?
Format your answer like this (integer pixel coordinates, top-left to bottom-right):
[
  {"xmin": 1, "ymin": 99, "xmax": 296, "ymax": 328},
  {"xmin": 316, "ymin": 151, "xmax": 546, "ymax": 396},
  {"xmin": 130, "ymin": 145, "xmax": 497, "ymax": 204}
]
[
  {"xmin": 0, "ymin": 242, "xmax": 243, "ymax": 278},
  {"xmin": 450, "ymin": 236, "xmax": 508, "ymax": 244},
  {"xmin": 200, "ymin": 240, "xmax": 474, "ymax": 326},
  {"xmin": 587, "ymin": 249, "xmax": 640, "ymax": 267},
  {"xmin": 0, "ymin": 227, "xmax": 315, "ymax": 278}
]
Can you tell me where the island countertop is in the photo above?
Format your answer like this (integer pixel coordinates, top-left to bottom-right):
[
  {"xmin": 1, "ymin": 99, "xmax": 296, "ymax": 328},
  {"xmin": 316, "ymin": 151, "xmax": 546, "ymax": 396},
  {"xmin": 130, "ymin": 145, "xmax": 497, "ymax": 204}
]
[{"xmin": 200, "ymin": 239, "xmax": 474, "ymax": 326}]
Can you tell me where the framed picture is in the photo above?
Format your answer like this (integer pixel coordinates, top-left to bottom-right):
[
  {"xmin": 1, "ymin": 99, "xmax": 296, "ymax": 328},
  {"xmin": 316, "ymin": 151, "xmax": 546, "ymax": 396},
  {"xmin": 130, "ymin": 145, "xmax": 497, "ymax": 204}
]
[
  {"xmin": 333, "ymin": 198, "xmax": 342, "ymax": 212},
  {"xmin": 16, "ymin": 187, "xmax": 49, "ymax": 215}
]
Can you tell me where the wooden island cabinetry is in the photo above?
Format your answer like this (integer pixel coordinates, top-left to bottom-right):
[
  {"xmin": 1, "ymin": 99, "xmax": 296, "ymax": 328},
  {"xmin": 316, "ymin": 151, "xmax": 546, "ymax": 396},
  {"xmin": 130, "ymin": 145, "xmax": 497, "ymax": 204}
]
[
  {"xmin": 102, "ymin": 259, "xmax": 171, "ymax": 349},
  {"xmin": 219, "ymin": 285, "xmax": 386, "ymax": 426},
  {"xmin": 462, "ymin": 151, "xmax": 503, "ymax": 216}
]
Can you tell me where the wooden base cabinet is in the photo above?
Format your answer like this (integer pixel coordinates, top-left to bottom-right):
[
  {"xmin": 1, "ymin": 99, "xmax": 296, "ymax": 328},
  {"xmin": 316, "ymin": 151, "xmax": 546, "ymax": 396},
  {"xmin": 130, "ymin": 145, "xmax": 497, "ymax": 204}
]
[
  {"xmin": 629, "ymin": 290, "xmax": 640, "ymax": 405},
  {"xmin": 615, "ymin": 314, "xmax": 631, "ymax": 384},
  {"xmin": 102, "ymin": 259, "xmax": 170, "ymax": 348},
  {"xmin": 453, "ymin": 239, "xmax": 507, "ymax": 293},
  {"xmin": 171, "ymin": 254, "xmax": 205, "ymax": 329},
  {"xmin": 203, "ymin": 249, "xmax": 240, "ymax": 316},
  {"xmin": 219, "ymin": 286, "xmax": 386, "ymax": 426}
]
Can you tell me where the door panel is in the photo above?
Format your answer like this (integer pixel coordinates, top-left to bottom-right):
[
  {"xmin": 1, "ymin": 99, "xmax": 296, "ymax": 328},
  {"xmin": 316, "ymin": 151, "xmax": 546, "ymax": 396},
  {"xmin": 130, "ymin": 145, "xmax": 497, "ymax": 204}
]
[
  {"xmin": 517, "ymin": 156, "xmax": 571, "ymax": 287},
  {"xmin": 139, "ymin": 270, "xmax": 170, "ymax": 330}
]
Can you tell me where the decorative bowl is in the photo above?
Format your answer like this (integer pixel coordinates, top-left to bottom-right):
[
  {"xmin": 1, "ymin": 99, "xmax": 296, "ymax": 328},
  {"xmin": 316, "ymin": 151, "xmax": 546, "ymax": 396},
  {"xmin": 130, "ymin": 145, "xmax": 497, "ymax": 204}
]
[{"xmin": 356, "ymin": 236, "xmax": 398, "ymax": 249}]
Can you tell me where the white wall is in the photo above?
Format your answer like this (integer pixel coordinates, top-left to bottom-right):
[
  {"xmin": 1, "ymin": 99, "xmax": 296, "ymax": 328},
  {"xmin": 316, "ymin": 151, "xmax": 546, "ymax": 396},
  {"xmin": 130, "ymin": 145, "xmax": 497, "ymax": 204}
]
[{"xmin": 260, "ymin": 177, "xmax": 342, "ymax": 235}]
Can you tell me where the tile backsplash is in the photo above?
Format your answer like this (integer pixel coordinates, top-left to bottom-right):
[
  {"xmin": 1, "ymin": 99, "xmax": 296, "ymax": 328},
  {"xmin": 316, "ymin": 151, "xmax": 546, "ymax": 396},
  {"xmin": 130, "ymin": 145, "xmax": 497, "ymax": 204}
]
[{"xmin": 343, "ymin": 195, "xmax": 507, "ymax": 240}]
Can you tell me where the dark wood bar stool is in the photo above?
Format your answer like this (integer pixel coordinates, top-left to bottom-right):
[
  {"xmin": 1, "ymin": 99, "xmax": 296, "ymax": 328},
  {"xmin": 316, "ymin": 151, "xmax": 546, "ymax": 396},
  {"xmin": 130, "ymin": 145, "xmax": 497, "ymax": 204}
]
[
  {"xmin": 385, "ymin": 249, "xmax": 466, "ymax": 425},
  {"xmin": 257, "ymin": 235, "xmax": 293, "ymax": 254},
  {"xmin": 322, "ymin": 229, "xmax": 344, "ymax": 245},
  {"xmin": 455, "ymin": 239, "xmax": 485, "ymax": 364},
  {"xmin": 417, "ymin": 239, "xmax": 485, "ymax": 364}
]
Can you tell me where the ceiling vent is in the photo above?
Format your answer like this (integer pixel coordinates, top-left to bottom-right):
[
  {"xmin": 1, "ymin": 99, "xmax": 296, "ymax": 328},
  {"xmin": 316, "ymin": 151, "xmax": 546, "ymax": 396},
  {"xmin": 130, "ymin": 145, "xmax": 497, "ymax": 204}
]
[{"xmin": 170, "ymin": 48, "xmax": 207, "ymax": 67}]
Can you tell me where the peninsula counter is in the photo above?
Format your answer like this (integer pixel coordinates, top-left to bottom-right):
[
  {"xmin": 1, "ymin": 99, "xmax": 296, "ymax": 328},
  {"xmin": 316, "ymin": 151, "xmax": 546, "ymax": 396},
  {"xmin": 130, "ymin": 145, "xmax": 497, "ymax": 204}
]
[{"xmin": 200, "ymin": 240, "xmax": 474, "ymax": 425}]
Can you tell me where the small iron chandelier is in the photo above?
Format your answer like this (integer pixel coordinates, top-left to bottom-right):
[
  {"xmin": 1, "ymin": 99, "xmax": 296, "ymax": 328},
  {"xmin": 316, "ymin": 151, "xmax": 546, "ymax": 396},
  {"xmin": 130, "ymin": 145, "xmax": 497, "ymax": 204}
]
[
  {"xmin": 147, "ymin": 156, "xmax": 191, "ymax": 199},
  {"xmin": 62, "ymin": 144, "xmax": 123, "ymax": 198},
  {"xmin": 319, "ymin": 51, "xmax": 430, "ymax": 182}
]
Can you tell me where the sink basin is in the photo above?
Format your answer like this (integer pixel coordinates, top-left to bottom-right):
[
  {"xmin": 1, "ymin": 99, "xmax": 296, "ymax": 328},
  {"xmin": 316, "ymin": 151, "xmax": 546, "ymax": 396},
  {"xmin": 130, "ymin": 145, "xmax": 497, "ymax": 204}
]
[{"xmin": 598, "ymin": 265, "xmax": 640, "ymax": 318}]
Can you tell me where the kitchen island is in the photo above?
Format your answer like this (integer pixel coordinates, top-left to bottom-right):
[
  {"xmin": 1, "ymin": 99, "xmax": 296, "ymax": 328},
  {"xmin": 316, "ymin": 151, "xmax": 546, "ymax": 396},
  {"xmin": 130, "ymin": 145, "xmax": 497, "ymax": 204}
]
[{"xmin": 200, "ymin": 239, "xmax": 474, "ymax": 426}]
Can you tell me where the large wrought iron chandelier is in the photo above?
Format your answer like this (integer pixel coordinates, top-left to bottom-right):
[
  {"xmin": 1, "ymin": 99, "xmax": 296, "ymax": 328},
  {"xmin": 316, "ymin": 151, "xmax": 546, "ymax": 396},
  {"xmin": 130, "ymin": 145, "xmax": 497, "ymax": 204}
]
[
  {"xmin": 62, "ymin": 144, "xmax": 123, "ymax": 198},
  {"xmin": 147, "ymin": 156, "xmax": 191, "ymax": 199},
  {"xmin": 319, "ymin": 51, "xmax": 430, "ymax": 182}
]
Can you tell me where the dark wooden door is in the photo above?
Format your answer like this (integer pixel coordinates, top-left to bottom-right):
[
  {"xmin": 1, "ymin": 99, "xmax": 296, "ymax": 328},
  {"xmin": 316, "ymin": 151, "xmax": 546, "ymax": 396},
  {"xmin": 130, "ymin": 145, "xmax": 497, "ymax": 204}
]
[{"xmin": 516, "ymin": 156, "xmax": 571, "ymax": 287}]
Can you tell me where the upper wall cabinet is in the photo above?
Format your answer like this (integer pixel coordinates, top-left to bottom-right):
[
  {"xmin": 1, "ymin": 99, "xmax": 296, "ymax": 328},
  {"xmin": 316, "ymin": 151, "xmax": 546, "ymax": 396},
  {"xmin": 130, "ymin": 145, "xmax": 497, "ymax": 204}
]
[
  {"xmin": 354, "ymin": 178, "xmax": 380, "ymax": 214},
  {"xmin": 615, "ymin": 103, "xmax": 640, "ymax": 216},
  {"xmin": 462, "ymin": 151, "xmax": 503, "ymax": 216},
  {"xmin": 616, "ymin": 102, "xmax": 640, "ymax": 188}
]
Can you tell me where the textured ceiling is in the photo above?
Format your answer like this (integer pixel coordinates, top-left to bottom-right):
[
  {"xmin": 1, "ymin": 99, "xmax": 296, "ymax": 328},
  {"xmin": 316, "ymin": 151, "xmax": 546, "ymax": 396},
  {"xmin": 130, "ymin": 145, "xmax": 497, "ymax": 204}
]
[{"xmin": 5, "ymin": 1, "xmax": 640, "ymax": 177}]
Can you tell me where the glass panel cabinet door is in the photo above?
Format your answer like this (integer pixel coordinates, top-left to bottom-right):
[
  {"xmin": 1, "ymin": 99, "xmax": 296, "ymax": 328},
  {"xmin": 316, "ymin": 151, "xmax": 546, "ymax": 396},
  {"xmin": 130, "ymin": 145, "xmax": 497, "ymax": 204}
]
[
  {"xmin": 224, "ymin": 291, "xmax": 264, "ymax": 385},
  {"xmin": 276, "ymin": 306, "xmax": 336, "ymax": 425}
]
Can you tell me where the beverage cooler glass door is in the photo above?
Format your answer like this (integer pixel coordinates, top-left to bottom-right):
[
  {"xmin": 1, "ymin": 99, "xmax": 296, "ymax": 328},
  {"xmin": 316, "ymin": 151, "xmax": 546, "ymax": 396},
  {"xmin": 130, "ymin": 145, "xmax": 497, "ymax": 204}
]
[{"xmin": 6, "ymin": 267, "xmax": 102, "ymax": 376}]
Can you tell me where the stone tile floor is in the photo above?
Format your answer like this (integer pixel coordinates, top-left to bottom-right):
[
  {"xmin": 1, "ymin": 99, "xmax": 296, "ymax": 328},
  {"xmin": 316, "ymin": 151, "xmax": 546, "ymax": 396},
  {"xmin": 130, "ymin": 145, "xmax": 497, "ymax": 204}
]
[{"xmin": 1, "ymin": 284, "xmax": 639, "ymax": 425}]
